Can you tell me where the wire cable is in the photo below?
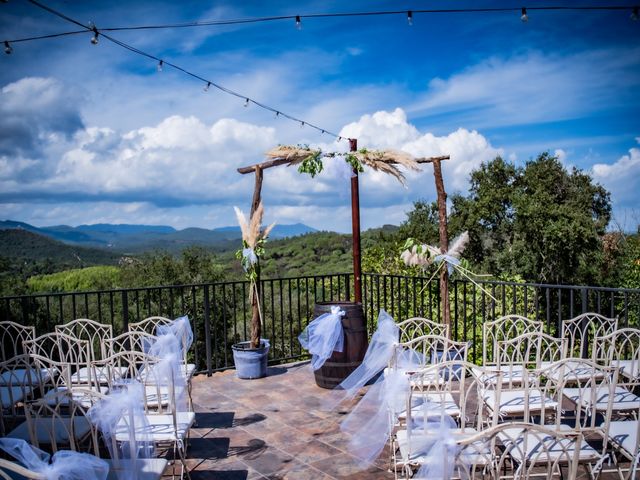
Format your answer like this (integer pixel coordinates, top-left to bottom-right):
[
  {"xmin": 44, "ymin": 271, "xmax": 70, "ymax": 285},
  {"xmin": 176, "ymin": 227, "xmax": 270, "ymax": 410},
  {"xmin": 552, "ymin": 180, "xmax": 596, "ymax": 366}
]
[
  {"xmin": 22, "ymin": 0, "xmax": 344, "ymax": 141},
  {"xmin": 5, "ymin": 4, "xmax": 638, "ymax": 43}
]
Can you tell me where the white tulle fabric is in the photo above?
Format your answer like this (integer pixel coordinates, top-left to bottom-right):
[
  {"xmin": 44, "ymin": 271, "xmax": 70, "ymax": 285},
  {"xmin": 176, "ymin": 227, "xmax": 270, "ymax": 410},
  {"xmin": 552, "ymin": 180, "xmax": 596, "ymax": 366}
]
[
  {"xmin": 0, "ymin": 438, "xmax": 109, "ymax": 480},
  {"xmin": 326, "ymin": 309, "xmax": 399, "ymax": 407},
  {"xmin": 146, "ymin": 328, "xmax": 188, "ymax": 413},
  {"xmin": 298, "ymin": 306, "xmax": 345, "ymax": 370},
  {"xmin": 155, "ymin": 315, "xmax": 193, "ymax": 357},
  {"xmin": 410, "ymin": 402, "xmax": 460, "ymax": 479},
  {"xmin": 332, "ymin": 309, "xmax": 458, "ymax": 473},
  {"xmin": 87, "ymin": 382, "xmax": 154, "ymax": 480}
]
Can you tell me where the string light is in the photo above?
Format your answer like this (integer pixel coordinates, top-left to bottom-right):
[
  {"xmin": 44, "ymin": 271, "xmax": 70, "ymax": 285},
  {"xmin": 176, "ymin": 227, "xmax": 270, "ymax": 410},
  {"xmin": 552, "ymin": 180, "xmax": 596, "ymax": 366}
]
[
  {"xmin": 90, "ymin": 26, "xmax": 99, "ymax": 44},
  {"xmin": 300, "ymin": 121, "xmax": 305, "ymax": 128},
  {"xmin": 157, "ymin": 59, "xmax": 163, "ymax": 72},
  {"xmin": 203, "ymin": 81, "xmax": 210, "ymax": 92},
  {"xmin": 295, "ymin": 15, "xmax": 302, "ymax": 30},
  {"xmin": 521, "ymin": 7, "xmax": 529, "ymax": 22},
  {"xmin": 632, "ymin": 6, "xmax": 639, "ymax": 20},
  {"xmin": 407, "ymin": 10, "xmax": 413, "ymax": 26},
  {"xmin": 4, "ymin": 41, "xmax": 12, "ymax": 54},
  {"xmin": 274, "ymin": 111, "xmax": 280, "ymax": 118},
  {"xmin": 244, "ymin": 98, "xmax": 249, "ymax": 107}
]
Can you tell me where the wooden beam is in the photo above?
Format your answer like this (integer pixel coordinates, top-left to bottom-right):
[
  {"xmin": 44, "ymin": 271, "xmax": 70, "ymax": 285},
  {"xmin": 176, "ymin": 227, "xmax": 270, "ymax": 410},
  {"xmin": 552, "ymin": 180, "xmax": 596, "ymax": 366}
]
[
  {"xmin": 415, "ymin": 155, "xmax": 450, "ymax": 164},
  {"xmin": 237, "ymin": 154, "xmax": 450, "ymax": 175},
  {"xmin": 237, "ymin": 157, "xmax": 294, "ymax": 175}
]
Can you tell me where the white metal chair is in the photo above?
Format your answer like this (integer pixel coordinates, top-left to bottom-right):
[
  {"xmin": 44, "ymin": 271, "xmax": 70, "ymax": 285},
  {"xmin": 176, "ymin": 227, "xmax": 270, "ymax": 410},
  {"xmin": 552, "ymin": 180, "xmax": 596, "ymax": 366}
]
[
  {"xmin": 397, "ymin": 316, "xmax": 449, "ymax": 343},
  {"xmin": 105, "ymin": 330, "xmax": 158, "ymax": 357},
  {"xmin": 482, "ymin": 315, "xmax": 543, "ymax": 367},
  {"xmin": 562, "ymin": 312, "xmax": 618, "ymax": 360},
  {"xmin": 0, "ymin": 321, "xmax": 35, "ymax": 362},
  {"xmin": 0, "ymin": 354, "xmax": 40, "ymax": 436},
  {"xmin": 492, "ymin": 332, "xmax": 567, "ymax": 387},
  {"xmin": 390, "ymin": 334, "xmax": 470, "ymax": 373},
  {"xmin": 605, "ymin": 404, "xmax": 640, "ymax": 480},
  {"xmin": 113, "ymin": 356, "xmax": 194, "ymax": 480},
  {"xmin": 6, "ymin": 389, "xmax": 94, "ymax": 453},
  {"xmin": 55, "ymin": 319, "xmax": 113, "ymax": 384}
]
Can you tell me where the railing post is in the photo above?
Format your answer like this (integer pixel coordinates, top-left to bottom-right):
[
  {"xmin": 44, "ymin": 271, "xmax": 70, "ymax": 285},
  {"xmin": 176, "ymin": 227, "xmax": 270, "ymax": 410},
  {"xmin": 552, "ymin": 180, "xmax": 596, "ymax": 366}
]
[
  {"xmin": 121, "ymin": 290, "xmax": 129, "ymax": 334},
  {"xmin": 204, "ymin": 285, "xmax": 212, "ymax": 376},
  {"xmin": 580, "ymin": 287, "xmax": 589, "ymax": 358}
]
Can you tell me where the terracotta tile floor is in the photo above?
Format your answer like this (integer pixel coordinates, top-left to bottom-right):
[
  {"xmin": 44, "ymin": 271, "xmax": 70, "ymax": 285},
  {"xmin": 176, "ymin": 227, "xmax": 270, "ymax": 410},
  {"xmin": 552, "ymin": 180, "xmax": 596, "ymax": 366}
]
[{"xmin": 188, "ymin": 362, "xmax": 394, "ymax": 480}]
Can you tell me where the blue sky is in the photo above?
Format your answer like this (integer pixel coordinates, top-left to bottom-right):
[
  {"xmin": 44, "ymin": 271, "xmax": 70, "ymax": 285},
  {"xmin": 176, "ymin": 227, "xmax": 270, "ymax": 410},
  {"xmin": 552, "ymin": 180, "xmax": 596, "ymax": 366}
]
[{"xmin": 1, "ymin": 0, "xmax": 639, "ymax": 232}]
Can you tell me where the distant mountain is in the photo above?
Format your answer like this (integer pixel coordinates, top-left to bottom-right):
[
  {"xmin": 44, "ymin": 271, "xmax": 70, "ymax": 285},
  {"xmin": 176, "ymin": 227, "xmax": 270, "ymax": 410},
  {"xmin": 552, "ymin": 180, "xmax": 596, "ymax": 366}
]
[
  {"xmin": 0, "ymin": 220, "xmax": 318, "ymax": 254},
  {"xmin": 0, "ymin": 229, "xmax": 121, "ymax": 269},
  {"xmin": 212, "ymin": 223, "xmax": 317, "ymax": 239}
]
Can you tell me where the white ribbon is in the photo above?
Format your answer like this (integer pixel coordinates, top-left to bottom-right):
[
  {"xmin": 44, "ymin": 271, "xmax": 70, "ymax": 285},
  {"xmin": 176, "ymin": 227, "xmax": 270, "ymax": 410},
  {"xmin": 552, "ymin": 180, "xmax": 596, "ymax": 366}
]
[
  {"xmin": 0, "ymin": 438, "xmax": 109, "ymax": 480},
  {"xmin": 156, "ymin": 315, "xmax": 194, "ymax": 359},
  {"xmin": 242, "ymin": 248, "xmax": 258, "ymax": 271},
  {"xmin": 298, "ymin": 306, "xmax": 345, "ymax": 370}
]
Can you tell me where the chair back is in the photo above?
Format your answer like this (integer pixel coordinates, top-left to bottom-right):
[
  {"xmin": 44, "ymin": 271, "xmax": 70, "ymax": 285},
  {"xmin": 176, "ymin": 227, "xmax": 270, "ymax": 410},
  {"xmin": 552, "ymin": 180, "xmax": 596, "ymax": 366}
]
[
  {"xmin": 105, "ymin": 330, "xmax": 157, "ymax": 357},
  {"xmin": 397, "ymin": 317, "xmax": 448, "ymax": 343},
  {"xmin": 0, "ymin": 322, "xmax": 35, "ymax": 361},
  {"xmin": 562, "ymin": 312, "xmax": 618, "ymax": 359},
  {"xmin": 391, "ymin": 334, "xmax": 469, "ymax": 371},
  {"xmin": 483, "ymin": 315, "xmax": 542, "ymax": 365},
  {"xmin": 55, "ymin": 319, "xmax": 113, "ymax": 363},
  {"xmin": 0, "ymin": 354, "xmax": 40, "ymax": 435},
  {"xmin": 496, "ymin": 332, "xmax": 567, "ymax": 369}
]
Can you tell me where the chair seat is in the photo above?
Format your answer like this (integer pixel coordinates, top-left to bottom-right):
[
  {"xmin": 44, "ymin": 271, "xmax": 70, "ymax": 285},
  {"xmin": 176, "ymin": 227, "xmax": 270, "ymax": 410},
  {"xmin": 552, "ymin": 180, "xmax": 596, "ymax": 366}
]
[
  {"xmin": 1, "ymin": 368, "xmax": 55, "ymax": 386},
  {"xmin": 472, "ymin": 365, "xmax": 528, "ymax": 385},
  {"xmin": 546, "ymin": 361, "xmax": 603, "ymax": 383},
  {"xmin": 615, "ymin": 359, "xmax": 640, "ymax": 381},
  {"xmin": 7, "ymin": 416, "xmax": 92, "ymax": 445},
  {"xmin": 563, "ymin": 386, "xmax": 640, "ymax": 412},
  {"xmin": 606, "ymin": 420, "xmax": 639, "ymax": 459},
  {"xmin": 105, "ymin": 458, "xmax": 168, "ymax": 480},
  {"xmin": 71, "ymin": 366, "xmax": 129, "ymax": 385},
  {"xmin": 114, "ymin": 411, "xmax": 195, "ymax": 442},
  {"xmin": 395, "ymin": 428, "xmax": 491, "ymax": 465},
  {"xmin": 483, "ymin": 389, "xmax": 557, "ymax": 416},
  {"xmin": 398, "ymin": 392, "xmax": 461, "ymax": 421},
  {"xmin": 42, "ymin": 386, "xmax": 109, "ymax": 408},
  {"xmin": 498, "ymin": 426, "xmax": 601, "ymax": 463},
  {"xmin": 0, "ymin": 385, "xmax": 32, "ymax": 408}
]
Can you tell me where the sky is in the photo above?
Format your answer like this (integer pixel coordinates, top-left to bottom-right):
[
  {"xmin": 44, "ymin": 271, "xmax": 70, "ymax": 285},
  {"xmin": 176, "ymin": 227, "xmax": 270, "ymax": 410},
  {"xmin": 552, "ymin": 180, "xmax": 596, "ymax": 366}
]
[{"xmin": 1, "ymin": 0, "xmax": 639, "ymax": 233}]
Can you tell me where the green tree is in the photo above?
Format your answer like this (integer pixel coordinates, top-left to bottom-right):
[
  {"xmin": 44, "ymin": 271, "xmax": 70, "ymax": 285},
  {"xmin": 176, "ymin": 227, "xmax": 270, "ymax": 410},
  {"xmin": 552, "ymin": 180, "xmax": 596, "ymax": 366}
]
[
  {"xmin": 120, "ymin": 246, "xmax": 225, "ymax": 287},
  {"xmin": 397, "ymin": 200, "xmax": 440, "ymax": 245},
  {"xmin": 449, "ymin": 152, "xmax": 612, "ymax": 285}
]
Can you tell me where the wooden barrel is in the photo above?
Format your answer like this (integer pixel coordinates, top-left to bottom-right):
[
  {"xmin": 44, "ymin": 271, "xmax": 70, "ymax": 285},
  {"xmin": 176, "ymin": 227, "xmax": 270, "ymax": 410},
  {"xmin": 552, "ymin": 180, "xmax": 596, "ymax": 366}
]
[{"xmin": 313, "ymin": 301, "xmax": 368, "ymax": 389}]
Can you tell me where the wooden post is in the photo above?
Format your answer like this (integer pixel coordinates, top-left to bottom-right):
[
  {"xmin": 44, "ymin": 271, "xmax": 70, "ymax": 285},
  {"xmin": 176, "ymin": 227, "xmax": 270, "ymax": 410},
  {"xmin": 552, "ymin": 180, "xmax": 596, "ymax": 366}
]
[
  {"xmin": 249, "ymin": 166, "xmax": 263, "ymax": 349},
  {"xmin": 432, "ymin": 158, "xmax": 451, "ymax": 331},
  {"xmin": 349, "ymin": 138, "xmax": 362, "ymax": 304}
]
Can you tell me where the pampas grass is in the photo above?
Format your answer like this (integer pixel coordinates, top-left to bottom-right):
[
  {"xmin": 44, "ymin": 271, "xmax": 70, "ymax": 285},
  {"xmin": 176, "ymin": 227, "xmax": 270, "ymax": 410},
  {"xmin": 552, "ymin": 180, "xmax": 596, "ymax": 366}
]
[
  {"xmin": 265, "ymin": 145, "xmax": 422, "ymax": 185},
  {"xmin": 234, "ymin": 202, "xmax": 275, "ymax": 248},
  {"xmin": 265, "ymin": 146, "xmax": 320, "ymax": 166},
  {"xmin": 354, "ymin": 149, "xmax": 421, "ymax": 186}
]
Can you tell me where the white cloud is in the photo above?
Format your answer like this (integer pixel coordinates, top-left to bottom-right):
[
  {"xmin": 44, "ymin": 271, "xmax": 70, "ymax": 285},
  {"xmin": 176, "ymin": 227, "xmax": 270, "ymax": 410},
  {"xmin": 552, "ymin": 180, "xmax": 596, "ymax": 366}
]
[
  {"xmin": 554, "ymin": 149, "xmax": 568, "ymax": 165},
  {"xmin": 592, "ymin": 138, "xmax": 640, "ymax": 207},
  {"xmin": 409, "ymin": 48, "xmax": 640, "ymax": 129}
]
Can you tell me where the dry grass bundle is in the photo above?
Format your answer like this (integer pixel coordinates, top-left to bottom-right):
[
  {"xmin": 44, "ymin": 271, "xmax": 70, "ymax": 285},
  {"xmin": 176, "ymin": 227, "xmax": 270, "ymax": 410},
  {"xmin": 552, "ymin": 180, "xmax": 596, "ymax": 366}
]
[
  {"xmin": 354, "ymin": 149, "xmax": 421, "ymax": 186},
  {"xmin": 265, "ymin": 145, "xmax": 320, "ymax": 166},
  {"xmin": 234, "ymin": 202, "xmax": 275, "ymax": 248}
]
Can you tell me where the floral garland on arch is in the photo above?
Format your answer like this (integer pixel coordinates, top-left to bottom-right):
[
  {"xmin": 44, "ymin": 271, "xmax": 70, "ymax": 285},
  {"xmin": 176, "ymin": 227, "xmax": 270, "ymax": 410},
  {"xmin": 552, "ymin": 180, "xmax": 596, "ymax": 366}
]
[
  {"xmin": 400, "ymin": 231, "xmax": 497, "ymax": 301},
  {"xmin": 265, "ymin": 145, "xmax": 421, "ymax": 186}
]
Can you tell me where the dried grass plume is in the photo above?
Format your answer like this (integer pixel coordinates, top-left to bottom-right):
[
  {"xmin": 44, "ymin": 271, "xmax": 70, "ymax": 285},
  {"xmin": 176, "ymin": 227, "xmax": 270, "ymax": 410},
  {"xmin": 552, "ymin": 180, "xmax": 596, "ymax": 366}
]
[{"xmin": 234, "ymin": 202, "xmax": 276, "ymax": 248}]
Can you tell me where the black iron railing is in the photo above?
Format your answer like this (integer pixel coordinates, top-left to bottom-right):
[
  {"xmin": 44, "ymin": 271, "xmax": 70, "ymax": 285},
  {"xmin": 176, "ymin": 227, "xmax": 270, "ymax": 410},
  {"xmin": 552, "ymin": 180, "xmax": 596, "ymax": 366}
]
[{"xmin": 2, "ymin": 273, "xmax": 639, "ymax": 373}]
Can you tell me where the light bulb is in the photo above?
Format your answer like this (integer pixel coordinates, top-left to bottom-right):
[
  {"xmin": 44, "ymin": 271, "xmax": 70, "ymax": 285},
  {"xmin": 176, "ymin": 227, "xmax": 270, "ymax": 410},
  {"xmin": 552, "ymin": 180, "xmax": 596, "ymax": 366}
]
[
  {"xmin": 295, "ymin": 15, "xmax": 302, "ymax": 30},
  {"xmin": 274, "ymin": 111, "xmax": 280, "ymax": 118},
  {"xmin": 300, "ymin": 121, "xmax": 305, "ymax": 129},
  {"xmin": 157, "ymin": 60, "xmax": 163, "ymax": 72},
  {"xmin": 521, "ymin": 7, "xmax": 528, "ymax": 22},
  {"xmin": 244, "ymin": 98, "xmax": 249, "ymax": 107},
  {"xmin": 4, "ymin": 41, "xmax": 12, "ymax": 54},
  {"xmin": 204, "ymin": 82, "xmax": 211, "ymax": 92},
  {"xmin": 90, "ymin": 27, "xmax": 99, "ymax": 45},
  {"xmin": 407, "ymin": 11, "xmax": 413, "ymax": 26}
]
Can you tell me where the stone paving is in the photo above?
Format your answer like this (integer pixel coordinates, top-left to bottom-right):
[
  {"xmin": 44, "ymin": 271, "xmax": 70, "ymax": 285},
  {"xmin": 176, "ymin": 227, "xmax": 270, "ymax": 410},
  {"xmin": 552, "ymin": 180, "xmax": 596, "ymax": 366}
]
[{"xmin": 187, "ymin": 362, "xmax": 393, "ymax": 480}]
